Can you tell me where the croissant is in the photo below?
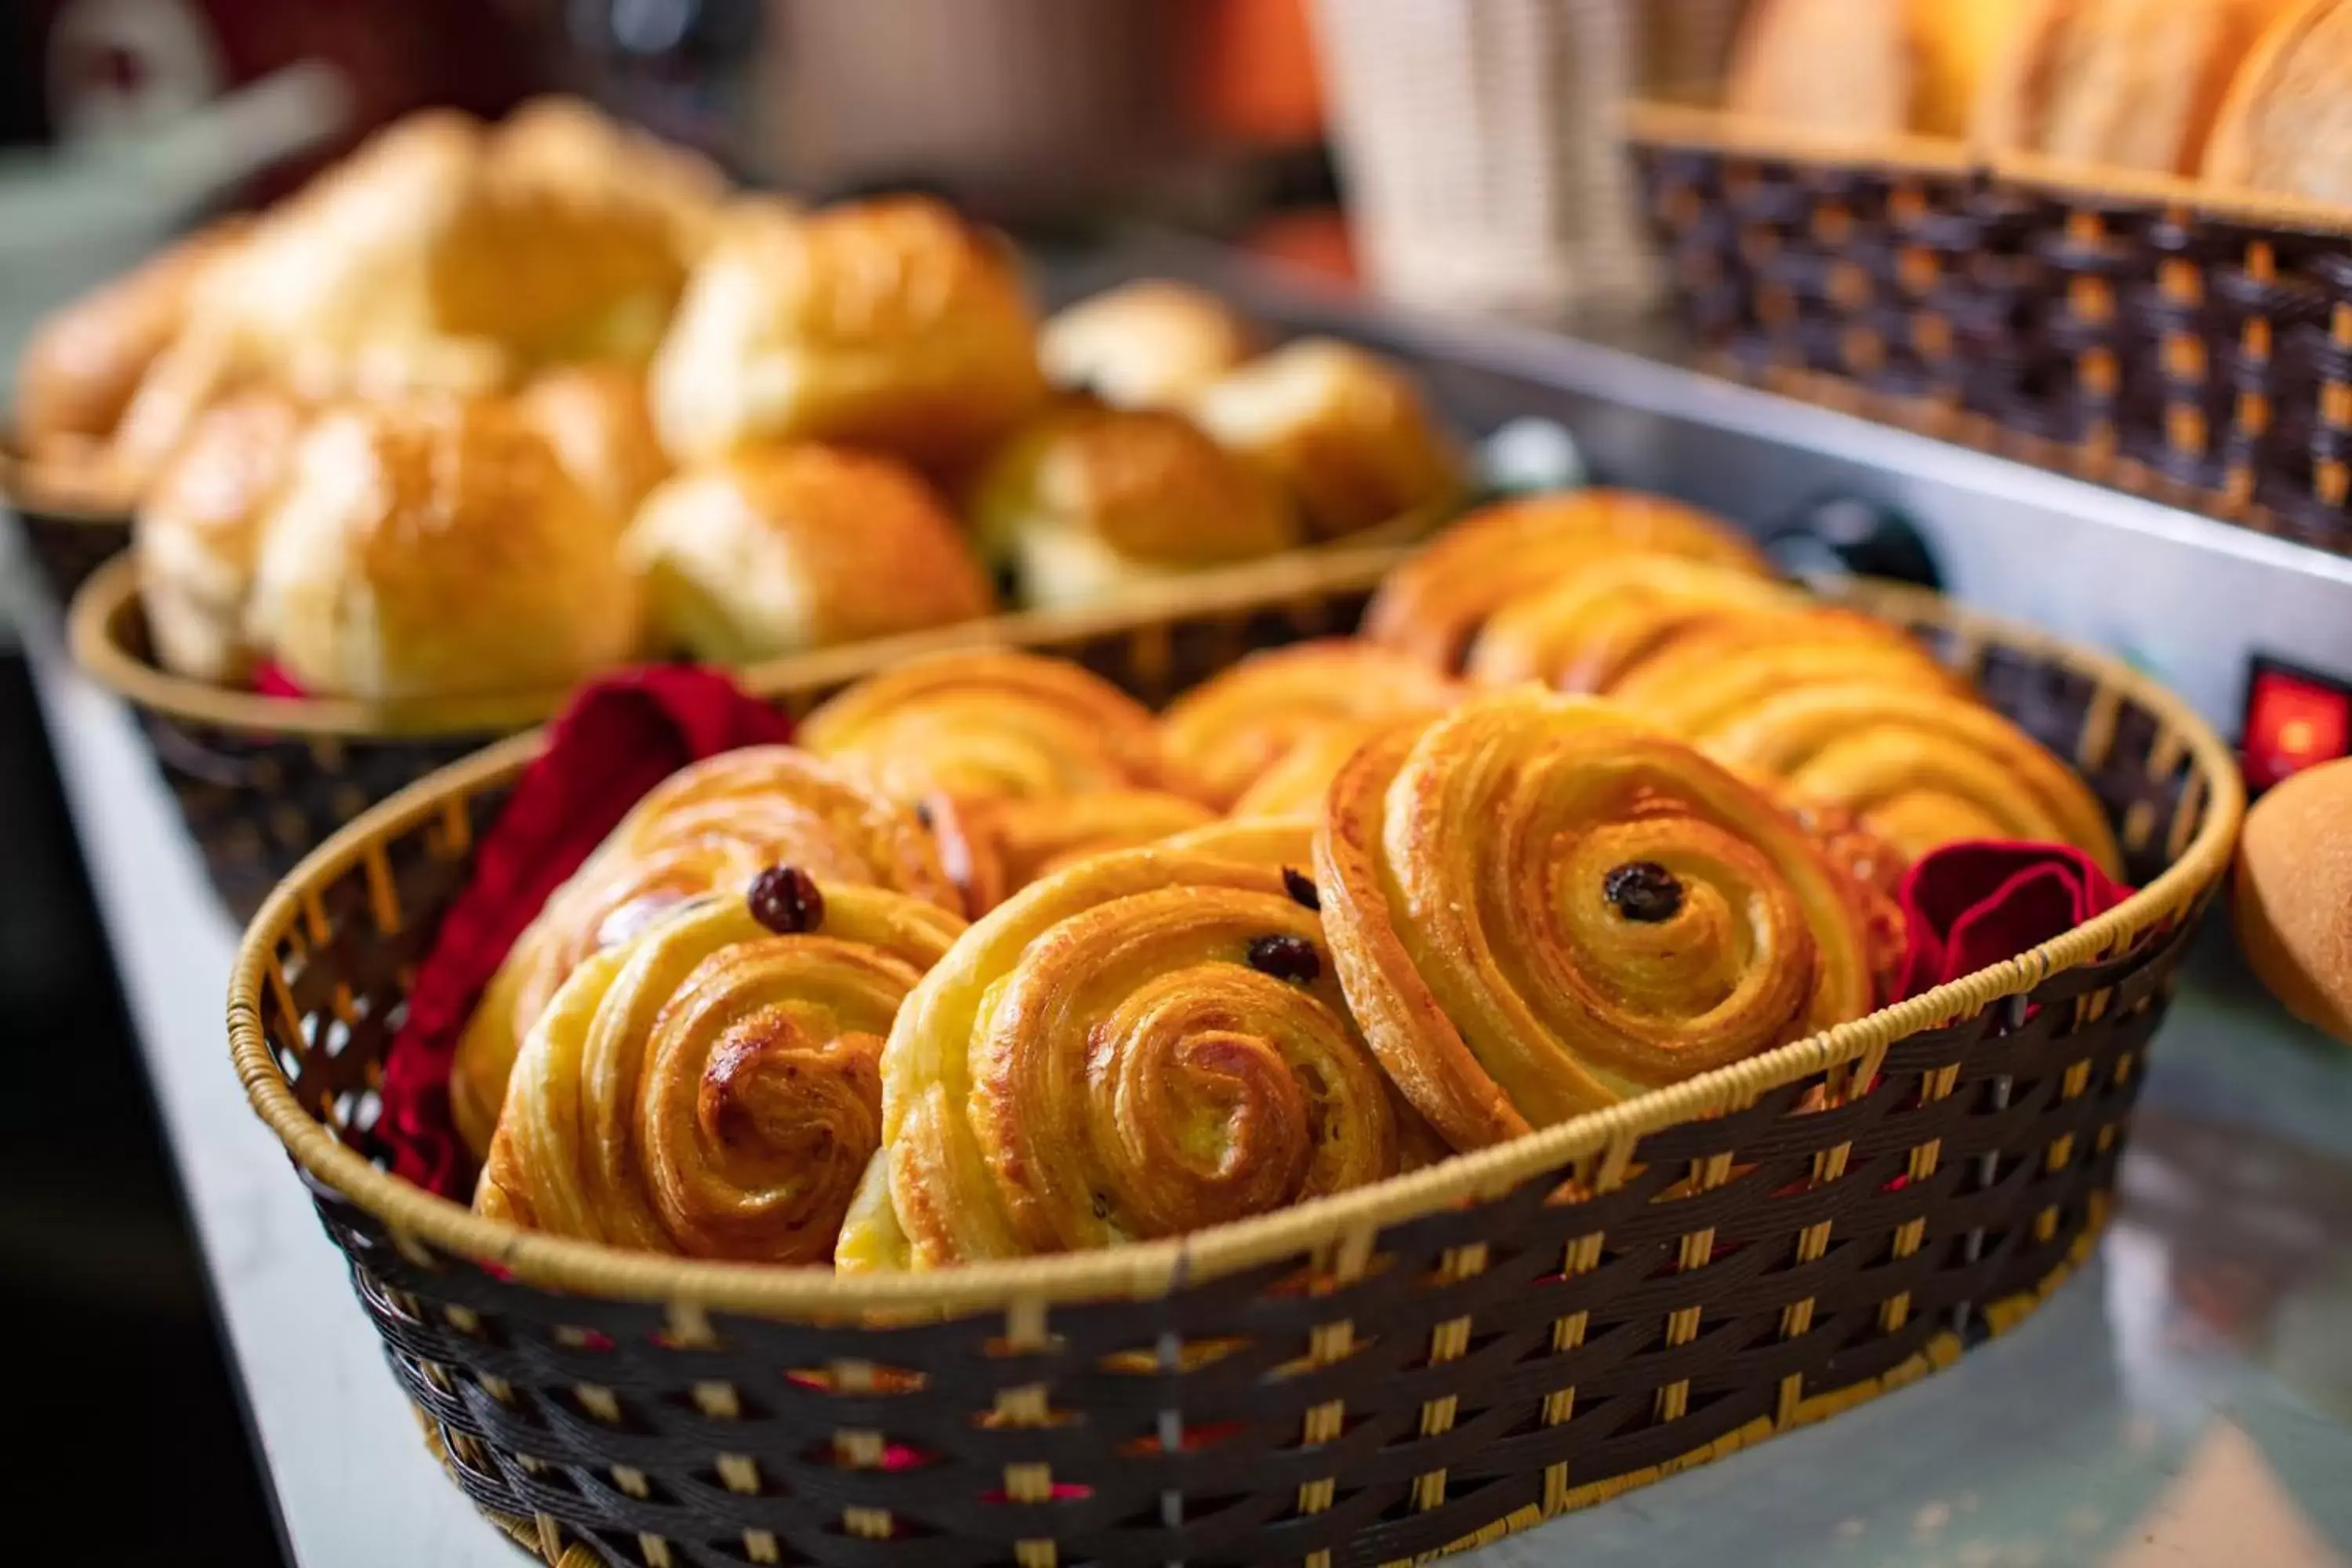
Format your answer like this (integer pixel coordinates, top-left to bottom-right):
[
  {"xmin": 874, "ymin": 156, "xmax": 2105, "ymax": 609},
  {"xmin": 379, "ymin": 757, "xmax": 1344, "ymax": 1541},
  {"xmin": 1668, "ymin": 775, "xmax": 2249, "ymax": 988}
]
[
  {"xmin": 1316, "ymin": 691, "xmax": 1878, "ymax": 1150},
  {"xmin": 1606, "ymin": 607, "xmax": 1961, "ymax": 734},
  {"xmin": 452, "ymin": 746, "xmax": 958, "ymax": 1157},
  {"xmin": 1692, "ymin": 684, "xmax": 2125, "ymax": 874},
  {"xmin": 799, "ymin": 651, "xmax": 1185, "ymax": 804},
  {"xmin": 923, "ymin": 789, "xmax": 1218, "ymax": 916},
  {"xmin": 838, "ymin": 838, "xmax": 1410, "ymax": 1269},
  {"xmin": 477, "ymin": 880, "xmax": 966, "ymax": 1263},
  {"xmin": 1159, "ymin": 639, "xmax": 1462, "ymax": 810},
  {"xmin": 1464, "ymin": 554, "xmax": 1809, "ymax": 693},
  {"xmin": 1362, "ymin": 489, "xmax": 1771, "ymax": 671}
]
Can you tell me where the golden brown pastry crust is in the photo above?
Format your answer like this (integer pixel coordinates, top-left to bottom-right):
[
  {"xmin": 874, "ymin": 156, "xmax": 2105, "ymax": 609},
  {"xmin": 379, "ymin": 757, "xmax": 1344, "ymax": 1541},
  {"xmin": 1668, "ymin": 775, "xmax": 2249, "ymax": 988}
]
[
  {"xmin": 624, "ymin": 445, "xmax": 993, "ymax": 664},
  {"xmin": 133, "ymin": 391, "xmax": 307, "ymax": 685},
  {"xmin": 1315, "ymin": 691, "xmax": 1877, "ymax": 1150},
  {"xmin": 2234, "ymin": 757, "xmax": 2352, "ymax": 1043},
  {"xmin": 1159, "ymin": 638, "xmax": 1461, "ymax": 809},
  {"xmin": 1038, "ymin": 280, "xmax": 1256, "ymax": 410},
  {"xmin": 516, "ymin": 364, "xmax": 670, "ymax": 525},
  {"xmin": 1361, "ymin": 488, "xmax": 1769, "ymax": 672},
  {"xmin": 923, "ymin": 788, "xmax": 1219, "ymax": 916},
  {"xmin": 649, "ymin": 196, "xmax": 1045, "ymax": 467},
  {"xmin": 476, "ymin": 890, "xmax": 964, "ymax": 1263},
  {"xmin": 452, "ymin": 745, "xmax": 958, "ymax": 1158},
  {"xmin": 1189, "ymin": 338, "xmax": 1461, "ymax": 542},
  {"xmin": 2201, "ymin": 0, "xmax": 2352, "ymax": 200},
  {"xmin": 799, "ymin": 650, "xmax": 1181, "ymax": 804},
  {"xmin": 1462, "ymin": 554, "xmax": 1808, "ymax": 693},
  {"xmin": 972, "ymin": 403, "xmax": 1301, "ymax": 609},
  {"xmin": 840, "ymin": 842, "xmax": 1410, "ymax": 1270},
  {"xmin": 241, "ymin": 397, "xmax": 644, "ymax": 702},
  {"xmin": 1728, "ymin": 0, "xmax": 2034, "ymax": 138},
  {"xmin": 1605, "ymin": 606, "xmax": 1961, "ymax": 732},
  {"xmin": 1693, "ymin": 683, "xmax": 2125, "ymax": 873}
]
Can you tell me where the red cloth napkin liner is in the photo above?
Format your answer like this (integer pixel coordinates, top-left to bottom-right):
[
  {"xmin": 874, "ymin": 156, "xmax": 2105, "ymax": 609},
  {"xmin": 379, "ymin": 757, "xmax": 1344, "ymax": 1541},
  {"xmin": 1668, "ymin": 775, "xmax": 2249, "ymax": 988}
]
[
  {"xmin": 1894, "ymin": 839, "xmax": 2133, "ymax": 1001},
  {"xmin": 379, "ymin": 666, "xmax": 792, "ymax": 1197}
]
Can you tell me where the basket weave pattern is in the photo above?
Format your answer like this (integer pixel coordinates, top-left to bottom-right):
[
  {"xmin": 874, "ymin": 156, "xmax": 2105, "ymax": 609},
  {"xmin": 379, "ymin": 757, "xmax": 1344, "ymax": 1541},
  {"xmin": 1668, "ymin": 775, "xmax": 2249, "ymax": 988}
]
[
  {"xmin": 234, "ymin": 586, "xmax": 2236, "ymax": 1568},
  {"xmin": 1632, "ymin": 111, "xmax": 2352, "ymax": 557},
  {"xmin": 12, "ymin": 507, "xmax": 129, "ymax": 605}
]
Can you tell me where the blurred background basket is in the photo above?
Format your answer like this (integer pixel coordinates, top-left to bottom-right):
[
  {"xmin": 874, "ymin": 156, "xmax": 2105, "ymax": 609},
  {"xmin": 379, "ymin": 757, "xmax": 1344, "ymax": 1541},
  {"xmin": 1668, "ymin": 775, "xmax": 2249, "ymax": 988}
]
[
  {"xmin": 2, "ymin": 441, "xmax": 133, "ymax": 606},
  {"xmin": 1629, "ymin": 103, "xmax": 2352, "ymax": 559},
  {"xmin": 228, "ymin": 579, "xmax": 2240, "ymax": 1568}
]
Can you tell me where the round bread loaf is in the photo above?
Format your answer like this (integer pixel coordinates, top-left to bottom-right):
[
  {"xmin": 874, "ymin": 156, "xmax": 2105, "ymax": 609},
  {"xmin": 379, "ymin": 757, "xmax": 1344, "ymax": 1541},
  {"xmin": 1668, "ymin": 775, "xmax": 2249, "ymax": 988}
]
[{"xmin": 2235, "ymin": 755, "xmax": 2352, "ymax": 1043}]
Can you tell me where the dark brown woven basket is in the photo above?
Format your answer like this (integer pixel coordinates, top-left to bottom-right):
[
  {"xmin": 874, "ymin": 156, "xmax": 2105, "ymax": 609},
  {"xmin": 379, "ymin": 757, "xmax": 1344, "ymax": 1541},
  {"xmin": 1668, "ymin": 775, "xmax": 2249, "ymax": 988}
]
[
  {"xmin": 229, "ymin": 579, "xmax": 2241, "ymax": 1568},
  {"xmin": 70, "ymin": 544, "xmax": 1408, "ymax": 920},
  {"xmin": 1628, "ymin": 102, "xmax": 2352, "ymax": 557},
  {"xmin": 2, "ymin": 441, "xmax": 133, "ymax": 606}
]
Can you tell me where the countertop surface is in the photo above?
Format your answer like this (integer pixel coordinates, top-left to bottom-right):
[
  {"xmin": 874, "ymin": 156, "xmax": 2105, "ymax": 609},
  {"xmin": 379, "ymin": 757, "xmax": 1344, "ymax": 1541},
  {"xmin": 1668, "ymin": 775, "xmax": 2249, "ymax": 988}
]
[{"xmin": 19, "ymin": 592, "xmax": 2352, "ymax": 1568}]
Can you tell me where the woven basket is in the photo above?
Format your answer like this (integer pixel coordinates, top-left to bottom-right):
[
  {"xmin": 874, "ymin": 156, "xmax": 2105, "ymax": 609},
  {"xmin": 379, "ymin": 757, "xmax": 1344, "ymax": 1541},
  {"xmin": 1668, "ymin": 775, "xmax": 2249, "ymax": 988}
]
[
  {"xmin": 70, "ymin": 542, "xmax": 1414, "ymax": 920},
  {"xmin": 1628, "ymin": 101, "xmax": 2352, "ymax": 557},
  {"xmin": 1, "ymin": 441, "xmax": 134, "ymax": 607},
  {"xmin": 230, "ymin": 578, "xmax": 2241, "ymax": 1568}
]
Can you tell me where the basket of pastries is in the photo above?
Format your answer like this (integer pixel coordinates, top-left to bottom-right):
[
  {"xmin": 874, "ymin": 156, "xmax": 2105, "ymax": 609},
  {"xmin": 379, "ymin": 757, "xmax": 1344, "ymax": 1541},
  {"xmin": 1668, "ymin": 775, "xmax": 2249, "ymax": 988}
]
[
  {"xmin": 1630, "ymin": 0, "xmax": 2352, "ymax": 558},
  {"xmin": 230, "ymin": 484, "xmax": 2241, "ymax": 1567},
  {"xmin": 47, "ymin": 103, "xmax": 1465, "ymax": 920}
]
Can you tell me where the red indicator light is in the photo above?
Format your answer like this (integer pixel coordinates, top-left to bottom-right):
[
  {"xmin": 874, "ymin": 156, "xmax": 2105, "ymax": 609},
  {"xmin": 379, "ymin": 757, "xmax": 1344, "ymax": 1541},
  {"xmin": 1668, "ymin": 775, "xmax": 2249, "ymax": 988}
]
[{"xmin": 2241, "ymin": 659, "xmax": 2352, "ymax": 793}]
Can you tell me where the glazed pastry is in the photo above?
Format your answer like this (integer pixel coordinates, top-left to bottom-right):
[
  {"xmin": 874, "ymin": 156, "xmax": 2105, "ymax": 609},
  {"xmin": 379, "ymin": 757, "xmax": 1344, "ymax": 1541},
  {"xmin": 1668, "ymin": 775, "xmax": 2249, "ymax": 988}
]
[
  {"xmin": 1188, "ymin": 338, "xmax": 1461, "ymax": 542},
  {"xmin": 923, "ymin": 789, "xmax": 1219, "ymax": 916},
  {"xmin": 1315, "ymin": 690, "xmax": 1877, "ymax": 1149},
  {"xmin": 2201, "ymin": 0, "xmax": 2352, "ymax": 201},
  {"xmin": 242, "ymin": 397, "xmax": 644, "ymax": 702},
  {"xmin": 452, "ymin": 745, "xmax": 959, "ymax": 1158},
  {"xmin": 1789, "ymin": 800, "xmax": 1912, "ymax": 1004},
  {"xmin": 1974, "ymin": 0, "xmax": 2285, "ymax": 174},
  {"xmin": 624, "ymin": 445, "xmax": 993, "ymax": 664},
  {"xmin": 1038, "ymin": 279, "xmax": 1255, "ymax": 410},
  {"xmin": 971, "ymin": 403, "xmax": 1301, "ymax": 611},
  {"xmin": 14, "ymin": 220, "xmax": 245, "ymax": 470},
  {"xmin": 1361, "ymin": 489, "xmax": 1770, "ymax": 672},
  {"xmin": 477, "ymin": 880, "xmax": 966, "ymax": 1262},
  {"xmin": 798, "ymin": 650, "xmax": 1181, "ymax": 804},
  {"xmin": 1726, "ymin": 0, "xmax": 2033, "ymax": 138},
  {"xmin": 649, "ymin": 196, "xmax": 1046, "ymax": 467},
  {"xmin": 1693, "ymin": 684, "xmax": 2125, "ymax": 873},
  {"xmin": 516, "ymin": 363, "xmax": 670, "ymax": 525},
  {"xmin": 1464, "ymin": 554, "xmax": 1808, "ymax": 693},
  {"xmin": 2234, "ymin": 754, "xmax": 2352, "ymax": 1043},
  {"xmin": 1227, "ymin": 719, "xmax": 1388, "ymax": 819},
  {"xmin": 1159, "ymin": 639, "xmax": 1461, "ymax": 809},
  {"xmin": 837, "ymin": 839, "xmax": 1411, "ymax": 1270},
  {"xmin": 1606, "ymin": 607, "xmax": 1959, "ymax": 735},
  {"xmin": 134, "ymin": 392, "xmax": 307, "ymax": 685}
]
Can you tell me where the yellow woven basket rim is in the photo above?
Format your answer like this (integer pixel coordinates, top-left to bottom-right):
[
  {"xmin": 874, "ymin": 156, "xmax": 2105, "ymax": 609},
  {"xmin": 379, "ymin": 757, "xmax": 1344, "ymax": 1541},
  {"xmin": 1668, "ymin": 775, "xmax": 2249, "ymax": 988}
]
[{"xmin": 227, "ymin": 579, "xmax": 2245, "ymax": 1319}]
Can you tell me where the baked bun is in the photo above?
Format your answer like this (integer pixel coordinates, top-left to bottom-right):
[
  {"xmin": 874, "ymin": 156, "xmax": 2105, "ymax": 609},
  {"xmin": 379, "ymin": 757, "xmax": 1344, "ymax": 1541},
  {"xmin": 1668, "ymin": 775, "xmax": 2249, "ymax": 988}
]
[
  {"xmin": 15, "ymin": 220, "xmax": 245, "ymax": 470},
  {"xmin": 2203, "ymin": 0, "xmax": 2352, "ymax": 201},
  {"xmin": 1975, "ymin": 0, "xmax": 2285, "ymax": 174},
  {"xmin": 517, "ymin": 364, "xmax": 669, "ymax": 524},
  {"xmin": 2235, "ymin": 756, "xmax": 2352, "ymax": 1043},
  {"xmin": 1189, "ymin": 338, "xmax": 1461, "ymax": 541},
  {"xmin": 134, "ymin": 392, "xmax": 307, "ymax": 684},
  {"xmin": 1727, "ymin": 0, "xmax": 2032, "ymax": 137},
  {"xmin": 649, "ymin": 196, "xmax": 1045, "ymax": 467},
  {"xmin": 624, "ymin": 445, "xmax": 992, "ymax": 663},
  {"xmin": 1038, "ymin": 280, "xmax": 1254, "ymax": 410},
  {"xmin": 244, "ymin": 398, "xmax": 644, "ymax": 701},
  {"xmin": 972, "ymin": 403, "xmax": 1301, "ymax": 610}
]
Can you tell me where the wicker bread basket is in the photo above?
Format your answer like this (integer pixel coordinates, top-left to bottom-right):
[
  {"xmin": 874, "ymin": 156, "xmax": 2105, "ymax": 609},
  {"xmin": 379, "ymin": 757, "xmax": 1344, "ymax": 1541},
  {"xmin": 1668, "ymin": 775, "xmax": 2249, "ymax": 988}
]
[
  {"xmin": 230, "ymin": 576, "xmax": 2241, "ymax": 1568},
  {"xmin": 70, "ymin": 539, "xmax": 1418, "ymax": 920},
  {"xmin": 1628, "ymin": 100, "xmax": 2352, "ymax": 558}
]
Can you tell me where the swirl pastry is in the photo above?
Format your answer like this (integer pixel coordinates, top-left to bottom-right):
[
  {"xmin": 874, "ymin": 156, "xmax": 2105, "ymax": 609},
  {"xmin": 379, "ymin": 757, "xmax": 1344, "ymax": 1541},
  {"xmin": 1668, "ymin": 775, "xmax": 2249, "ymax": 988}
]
[
  {"xmin": 924, "ymin": 789, "xmax": 1218, "ymax": 916},
  {"xmin": 1039, "ymin": 280, "xmax": 1256, "ymax": 410},
  {"xmin": 839, "ymin": 841, "xmax": 1409, "ymax": 1270},
  {"xmin": 1606, "ymin": 607, "xmax": 1959, "ymax": 734},
  {"xmin": 971, "ymin": 403, "xmax": 1301, "ymax": 611},
  {"xmin": 1692, "ymin": 684, "xmax": 2125, "ymax": 874},
  {"xmin": 799, "ymin": 651, "xmax": 1184, "ymax": 804},
  {"xmin": 1464, "ymin": 555, "xmax": 1809, "ymax": 692},
  {"xmin": 1315, "ymin": 691, "xmax": 1877, "ymax": 1149},
  {"xmin": 1160, "ymin": 640, "xmax": 1463, "ymax": 810},
  {"xmin": 452, "ymin": 746, "xmax": 957, "ymax": 1156},
  {"xmin": 1229, "ymin": 720, "xmax": 1388, "ymax": 819},
  {"xmin": 477, "ymin": 880, "xmax": 966, "ymax": 1263},
  {"xmin": 1362, "ymin": 489, "xmax": 1771, "ymax": 672},
  {"xmin": 1789, "ymin": 800, "xmax": 1911, "ymax": 1005},
  {"xmin": 1189, "ymin": 338, "xmax": 1461, "ymax": 541}
]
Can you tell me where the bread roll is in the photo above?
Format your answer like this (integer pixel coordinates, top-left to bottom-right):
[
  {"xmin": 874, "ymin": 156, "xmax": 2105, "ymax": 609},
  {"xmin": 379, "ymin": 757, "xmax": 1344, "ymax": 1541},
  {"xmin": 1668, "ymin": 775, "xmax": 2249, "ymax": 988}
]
[
  {"xmin": 972, "ymin": 403, "xmax": 1300, "ymax": 610},
  {"xmin": 1727, "ymin": 0, "xmax": 2032, "ymax": 137},
  {"xmin": 1189, "ymin": 338, "xmax": 1460, "ymax": 542},
  {"xmin": 2203, "ymin": 0, "xmax": 2352, "ymax": 201},
  {"xmin": 625, "ymin": 445, "xmax": 993, "ymax": 663},
  {"xmin": 244, "ymin": 398, "xmax": 644, "ymax": 701},
  {"xmin": 517, "ymin": 364, "xmax": 669, "ymax": 524},
  {"xmin": 2235, "ymin": 756, "xmax": 2352, "ymax": 1043},
  {"xmin": 135, "ymin": 393, "xmax": 307, "ymax": 684},
  {"xmin": 649, "ymin": 196, "xmax": 1045, "ymax": 467},
  {"xmin": 1038, "ymin": 280, "xmax": 1254, "ymax": 410}
]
